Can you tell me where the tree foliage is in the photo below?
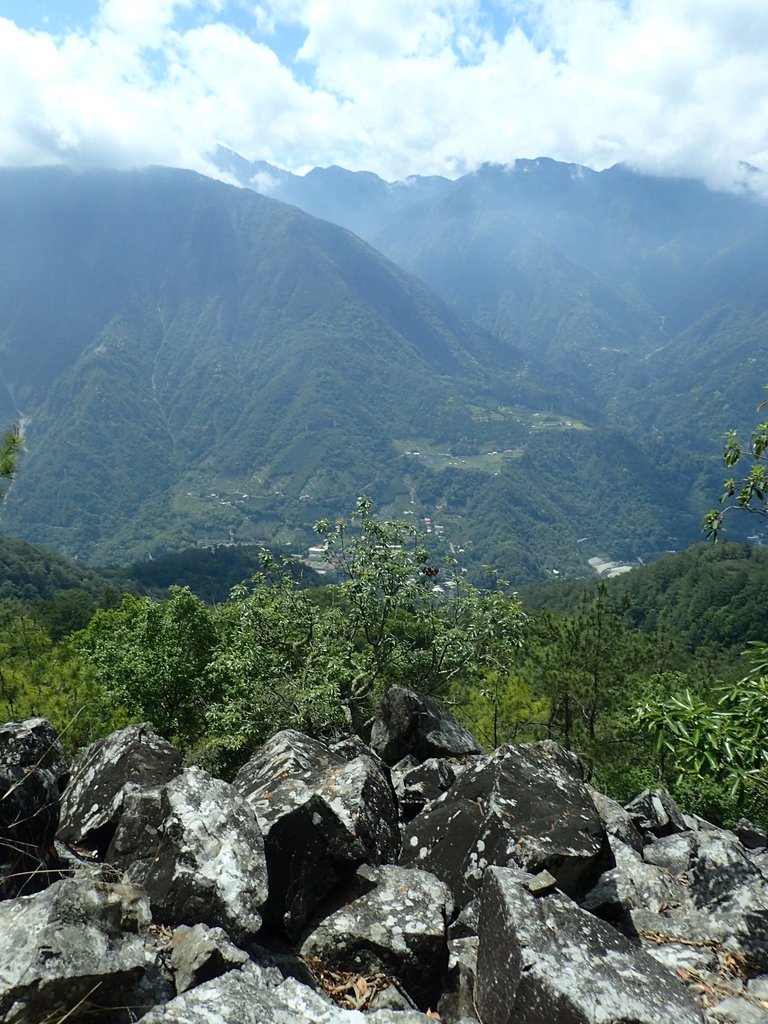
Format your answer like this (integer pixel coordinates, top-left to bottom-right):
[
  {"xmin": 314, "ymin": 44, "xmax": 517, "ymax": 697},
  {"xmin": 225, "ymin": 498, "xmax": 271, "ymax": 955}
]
[
  {"xmin": 0, "ymin": 425, "xmax": 20, "ymax": 496},
  {"xmin": 637, "ymin": 642, "xmax": 768, "ymax": 822},
  {"xmin": 206, "ymin": 499, "xmax": 526, "ymax": 765},
  {"xmin": 705, "ymin": 386, "xmax": 768, "ymax": 539},
  {"xmin": 74, "ymin": 586, "xmax": 218, "ymax": 745},
  {"xmin": 0, "ymin": 604, "xmax": 130, "ymax": 754},
  {"xmin": 73, "ymin": 500, "xmax": 526, "ymax": 774}
]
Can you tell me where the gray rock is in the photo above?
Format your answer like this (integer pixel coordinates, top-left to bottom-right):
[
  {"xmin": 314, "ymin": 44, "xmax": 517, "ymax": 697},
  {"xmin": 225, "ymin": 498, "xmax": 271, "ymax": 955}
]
[
  {"xmin": 370, "ymin": 686, "xmax": 481, "ymax": 765},
  {"xmin": 329, "ymin": 735, "xmax": 376, "ymax": 762},
  {"xmin": 438, "ymin": 936, "xmax": 480, "ymax": 1024},
  {"xmin": 136, "ymin": 964, "xmax": 433, "ymax": 1022},
  {"xmin": 449, "ymin": 898, "xmax": 480, "ymax": 939},
  {"xmin": 581, "ymin": 837, "xmax": 682, "ymax": 918},
  {"xmin": 397, "ymin": 756, "xmax": 457, "ymax": 821},
  {"xmin": 0, "ymin": 873, "xmax": 151, "ymax": 1023},
  {"xmin": 300, "ymin": 864, "xmax": 452, "ymax": 1009},
  {"xmin": 587, "ymin": 785, "xmax": 644, "ymax": 854},
  {"xmin": 749, "ymin": 849, "xmax": 768, "ymax": 879},
  {"xmin": 0, "ymin": 718, "xmax": 68, "ymax": 898},
  {"xmin": 627, "ymin": 906, "xmax": 768, "ymax": 972},
  {"xmin": 644, "ymin": 940, "xmax": 719, "ymax": 977},
  {"xmin": 169, "ymin": 923, "xmax": 249, "ymax": 994},
  {"xmin": 706, "ymin": 996, "xmax": 768, "ymax": 1023},
  {"xmin": 58, "ymin": 723, "xmax": 182, "ymax": 855},
  {"xmin": 624, "ymin": 788, "xmax": 688, "ymax": 838},
  {"xmin": 689, "ymin": 831, "xmax": 768, "ymax": 914},
  {"xmin": 106, "ymin": 767, "xmax": 267, "ymax": 943},
  {"xmin": 367, "ymin": 982, "xmax": 419, "ymax": 1012},
  {"xmin": 0, "ymin": 716, "xmax": 69, "ymax": 783},
  {"xmin": 735, "ymin": 820, "xmax": 768, "ymax": 851},
  {"xmin": 235, "ymin": 732, "xmax": 399, "ymax": 938},
  {"xmin": 390, "ymin": 755, "xmax": 420, "ymax": 812},
  {"xmin": 236, "ymin": 730, "xmax": 342, "ymax": 794},
  {"xmin": 476, "ymin": 865, "xmax": 704, "ymax": 1024},
  {"xmin": 747, "ymin": 976, "xmax": 768, "ymax": 1000},
  {"xmin": 399, "ymin": 742, "xmax": 612, "ymax": 905},
  {"xmin": 643, "ymin": 830, "xmax": 697, "ymax": 875}
]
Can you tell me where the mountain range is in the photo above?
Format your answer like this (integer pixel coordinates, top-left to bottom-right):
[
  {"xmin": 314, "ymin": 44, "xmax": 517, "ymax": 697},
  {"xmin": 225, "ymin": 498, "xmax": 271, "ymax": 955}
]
[{"xmin": 0, "ymin": 158, "xmax": 766, "ymax": 582}]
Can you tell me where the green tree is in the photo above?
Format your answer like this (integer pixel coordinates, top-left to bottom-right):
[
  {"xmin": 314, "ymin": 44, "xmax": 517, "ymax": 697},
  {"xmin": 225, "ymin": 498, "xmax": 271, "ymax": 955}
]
[
  {"xmin": 0, "ymin": 605, "xmax": 129, "ymax": 754},
  {"xmin": 452, "ymin": 668, "xmax": 548, "ymax": 750},
  {"xmin": 705, "ymin": 386, "xmax": 768, "ymax": 539},
  {"xmin": 637, "ymin": 643, "xmax": 768, "ymax": 823},
  {"xmin": 204, "ymin": 556, "xmax": 352, "ymax": 760},
  {"xmin": 74, "ymin": 586, "xmax": 218, "ymax": 745},
  {"xmin": 523, "ymin": 585, "xmax": 651, "ymax": 759},
  {"xmin": 315, "ymin": 497, "xmax": 526, "ymax": 716},
  {"xmin": 206, "ymin": 499, "xmax": 526, "ymax": 765},
  {"xmin": 0, "ymin": 425, "xmax": 21, "ymax": 497}
]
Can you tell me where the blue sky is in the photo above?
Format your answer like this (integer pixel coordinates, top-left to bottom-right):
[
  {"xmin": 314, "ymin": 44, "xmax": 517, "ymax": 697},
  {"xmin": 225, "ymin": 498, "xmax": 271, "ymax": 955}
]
[{"xmin": 1, "ymin": 0, "xmax": 767, "ymax": 195}]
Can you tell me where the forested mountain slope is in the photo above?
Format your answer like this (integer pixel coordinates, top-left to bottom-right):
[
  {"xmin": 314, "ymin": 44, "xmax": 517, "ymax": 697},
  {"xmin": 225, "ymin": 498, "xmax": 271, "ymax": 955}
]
[
  {"xmin": 222, "ymin": 151, "xmax": 768, "ymax": 554},
  {"xmin": 520, "ymin": 541, "xmax": 768, "ymax": 656},
  {"xmin": 0, "ymin": 166, "xmax": 692, "ymax": 579}
]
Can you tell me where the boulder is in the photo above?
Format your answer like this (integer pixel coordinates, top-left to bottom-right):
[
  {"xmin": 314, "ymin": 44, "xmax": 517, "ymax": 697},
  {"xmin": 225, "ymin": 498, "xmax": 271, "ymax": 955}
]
[
  {"xmin": 236, "ymin": 730, "xmax": 342, "ymax": 791},
  {"xmin": 58, "ymin": 723, "xmax": 182, "ymax": 855},
  {"xmin": 395, "ymin": 756, "xmax": 457, "ymax": 821},
  {"xmin": 169, "ymin": 923, "xmax": 250, "ymax": 994},
  {"xmin": 705, "ymin": 996, "xmax": 768, "ymax": 1023},
  {"xmin": 734, "ymin": 819, "xmax": 768, "ymax": 851},
  {"xmin": 136, "ymin": 963, "xmax": 434, "ymax": 1023},
  {"xmin": 475, "ymin": 866, "xmax": 704, "ymax": 1024},
  {"xmin": 581, "ymin": 837, "xmax": 683, "ymax": 919},
  {"xmin": 106, "ymin": 767, "xmax": 268, "ymax": 943},
  {"xmin": 749, "ymin": 848, "xmax": 768, "ymax": 879},
  {"xmin": 370, "ymin": 686, "xmax": 481, "ymax": 765},
  {"xmin": 0, "ymin": 716, "xmax": 69, "ymax": 784},
  {"xmin": 0, "ymin": 718, "xmax": 68, "ymax": 898},
  {"xmin": 0, "ymin": 872, "xmax": 151, "ymax": 1023},
  {"xmin": 300, "ymin": 864, "xmax": 453, "ymax": 1009},
  {"xmin": 643, "ymin": 830, "xmax": 697, "ymax": 875},
  {"xmin": 234, "ymin": 731, "xmax": 399, "ymax": 938},
  {"xmin": 624, "ymin": 788, "xmax": 688, "ymax": 839},
  {"xmin": 587, "ymin": 784, "xmax": 644, "ymax": 855},
  {"xmin": 437, "ymin": 935, "xmax": 480, "ymax": 1024},
  {"xmin": 399, "ymin": 741, "xmax": 612, "ymax": 905},
  {"xmin": 626, "ymin": 905, "xmax": 768, "ymax": 974},
  {"xmin": 747, "ymin": 976, "xmax": 768, "ymax": 1001},
  {"xmin": 688, "ymin": 831, "xmax": 768, "ymax": 916}
]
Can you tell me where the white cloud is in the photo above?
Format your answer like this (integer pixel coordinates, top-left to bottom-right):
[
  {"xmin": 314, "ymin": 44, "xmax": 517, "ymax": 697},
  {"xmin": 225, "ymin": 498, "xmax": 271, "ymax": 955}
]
[{"xmin": 0, "ymin": 0, "xmax": 768, "ymax": 194}]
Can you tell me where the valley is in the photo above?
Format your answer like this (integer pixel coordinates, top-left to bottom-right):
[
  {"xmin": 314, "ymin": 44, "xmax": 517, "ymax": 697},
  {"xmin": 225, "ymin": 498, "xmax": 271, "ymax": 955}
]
[{"xmin": 0, "ymin": 160, "xmax": 763, "ymax": 582}]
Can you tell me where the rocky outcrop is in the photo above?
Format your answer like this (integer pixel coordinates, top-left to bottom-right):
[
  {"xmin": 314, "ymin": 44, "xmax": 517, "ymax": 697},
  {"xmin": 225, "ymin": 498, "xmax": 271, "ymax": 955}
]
[
  {"xmin": 106, "ymin": 767, "xmax": 268, "ymax": 943},
  {"xmin": 624, "ymin": 787, "xmax": 688, "ymax": 839},
  {"xmin": 300, "ymin": 864, "xmax": 453, "ymax": 1009},
  {"xmin": 392, "ymin": 756, "xmax": 458, "ymax": 822},
  {"xmin": 136, "ymin": 964, "xmax": 434, "ymax": 1023},
  {"xmin": 2, "ymin": 688, "xmax": 768, "ymax": 1023},
  {"xmin": 370, "ymin": 685, "xmax": 481, "ymax": 764},
  {"xmin": 234, "ymin": 730, "xmax": 399, "ymax": 938},
  {"xmin": 58, "ymin": 723, "xmax": 182, "ymax": 855},
  {"xmin": 0, "ymin": 871, "xmax": 152, "ymax": 1023},
  {"xmin": 399, "ymin": 740, "xmax": 612, "ymax": 904},
  {"xmin": 0, "ymin": 717, "xmax": 69, "ymax": 898},
  {"xmin": 475, "ymin": 865, "xmax": 704, "ymax": 1024},
  {"xmin": 168, "ymin": 923, "xmax": 250, "ymax": 994}
]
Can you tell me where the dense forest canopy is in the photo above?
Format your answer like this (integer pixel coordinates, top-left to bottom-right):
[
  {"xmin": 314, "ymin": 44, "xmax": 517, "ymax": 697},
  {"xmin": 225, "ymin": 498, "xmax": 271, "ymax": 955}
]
[{"xmin": 2, "ymin": 495, "xmax": 767, "ymax": 830}]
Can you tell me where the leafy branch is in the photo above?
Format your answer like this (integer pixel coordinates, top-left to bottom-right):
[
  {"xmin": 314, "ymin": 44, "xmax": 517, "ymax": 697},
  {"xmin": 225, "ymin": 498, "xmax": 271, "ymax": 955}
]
[{"xmin": 704, "ymin": 389, "xmax": 768, "ymax": 539}]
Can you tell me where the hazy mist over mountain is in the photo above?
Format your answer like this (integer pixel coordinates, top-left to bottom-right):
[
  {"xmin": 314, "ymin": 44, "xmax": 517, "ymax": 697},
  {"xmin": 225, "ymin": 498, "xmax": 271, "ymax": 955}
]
[{"xmin": 0, "ymin": 157, "xmax": 765, "ymax": 582}]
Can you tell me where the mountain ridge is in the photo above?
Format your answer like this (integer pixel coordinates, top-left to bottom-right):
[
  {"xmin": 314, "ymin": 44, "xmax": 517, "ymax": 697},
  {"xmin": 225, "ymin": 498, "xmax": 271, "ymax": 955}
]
[{"xmin": 0, "ymin": 159, "xmax": 761, "ymax": 580}]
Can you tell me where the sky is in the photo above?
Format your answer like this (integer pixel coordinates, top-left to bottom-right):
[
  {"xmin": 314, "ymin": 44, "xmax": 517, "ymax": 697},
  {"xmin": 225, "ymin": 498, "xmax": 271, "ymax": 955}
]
[{"xmin": 1, "ymin": 0, "xmax": 768, "ymax": 194}]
